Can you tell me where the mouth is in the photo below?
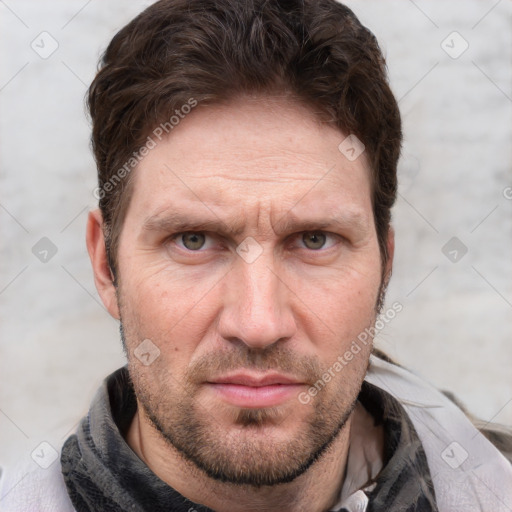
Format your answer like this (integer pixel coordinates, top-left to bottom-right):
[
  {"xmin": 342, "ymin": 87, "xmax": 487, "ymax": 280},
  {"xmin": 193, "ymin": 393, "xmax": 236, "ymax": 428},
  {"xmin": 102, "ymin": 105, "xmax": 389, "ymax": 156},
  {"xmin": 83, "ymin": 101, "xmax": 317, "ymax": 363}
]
[{"xmin": 205, "ymin": 372, "xmax": 306, "ymax": 408}]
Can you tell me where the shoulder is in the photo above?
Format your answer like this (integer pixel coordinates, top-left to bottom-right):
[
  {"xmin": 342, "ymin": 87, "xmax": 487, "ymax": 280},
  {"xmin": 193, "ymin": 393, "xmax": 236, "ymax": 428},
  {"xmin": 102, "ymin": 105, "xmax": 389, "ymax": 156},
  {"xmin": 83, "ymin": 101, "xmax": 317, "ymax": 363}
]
[
  {"xmin": 443, "ymin": 388, "xmax": 512, "ymax": 466},
  {"xmin": 372, "ymin": 348, "xmax": 512, "ymax": 464},
  {"xmin": 0, "ymin": 456, "xmax": 75, "ymax": 512}
]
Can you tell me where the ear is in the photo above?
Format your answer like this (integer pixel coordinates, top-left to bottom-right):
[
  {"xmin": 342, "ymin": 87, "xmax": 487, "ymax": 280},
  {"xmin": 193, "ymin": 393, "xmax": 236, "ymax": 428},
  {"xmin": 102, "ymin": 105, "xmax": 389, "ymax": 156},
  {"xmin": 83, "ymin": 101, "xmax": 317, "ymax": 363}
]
[
  {"xmin": 384, "ymin": 226, "xmax": 395, "ymax": 283},
  {"xmin": 86, "ymin": 209, "xmax": 120, "ymax": 320}
]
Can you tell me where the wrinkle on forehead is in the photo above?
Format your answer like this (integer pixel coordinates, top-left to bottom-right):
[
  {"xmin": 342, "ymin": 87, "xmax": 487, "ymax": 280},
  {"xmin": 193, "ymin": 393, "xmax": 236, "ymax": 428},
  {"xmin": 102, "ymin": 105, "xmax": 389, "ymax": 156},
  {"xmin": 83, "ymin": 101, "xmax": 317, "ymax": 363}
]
[{"xmin": 126, "ymin": 95, "xmax": 374, "ymax": 242}]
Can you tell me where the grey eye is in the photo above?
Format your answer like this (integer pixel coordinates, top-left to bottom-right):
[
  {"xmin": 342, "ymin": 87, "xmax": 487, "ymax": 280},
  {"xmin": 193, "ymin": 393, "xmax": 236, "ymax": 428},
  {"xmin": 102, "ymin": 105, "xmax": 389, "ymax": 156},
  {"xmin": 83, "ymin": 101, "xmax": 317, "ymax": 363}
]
[
  {"xmin": 181, "ymin": 232, "xmax": 206, "ymax": 250},
  {"xmin": 302, "ymin": 231, "xmax": 327, "ymax": 250}
]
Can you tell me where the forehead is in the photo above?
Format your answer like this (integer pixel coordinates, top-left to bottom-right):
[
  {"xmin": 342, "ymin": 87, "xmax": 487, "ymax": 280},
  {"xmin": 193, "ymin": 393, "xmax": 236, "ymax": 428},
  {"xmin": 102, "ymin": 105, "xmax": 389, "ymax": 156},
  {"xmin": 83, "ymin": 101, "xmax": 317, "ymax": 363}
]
[{"xmin": 128, "ymin": 96, "xmax": 373, "ymax": 222}]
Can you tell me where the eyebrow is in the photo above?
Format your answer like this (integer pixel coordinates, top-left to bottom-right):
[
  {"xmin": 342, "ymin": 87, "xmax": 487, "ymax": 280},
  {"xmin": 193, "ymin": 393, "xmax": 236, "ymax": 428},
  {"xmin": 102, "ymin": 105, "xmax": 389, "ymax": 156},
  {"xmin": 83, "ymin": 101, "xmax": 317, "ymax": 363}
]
[
  {"xmin": 141, "ymin": 208, "xmax": 369, "ymax": 238},
  {"xmin": 273, "ymin": 210, "xmax": 369, "ymax": 236},
  {"xmin": 142, "ymin": 211, "xmax": 245, "ymax": 237}
]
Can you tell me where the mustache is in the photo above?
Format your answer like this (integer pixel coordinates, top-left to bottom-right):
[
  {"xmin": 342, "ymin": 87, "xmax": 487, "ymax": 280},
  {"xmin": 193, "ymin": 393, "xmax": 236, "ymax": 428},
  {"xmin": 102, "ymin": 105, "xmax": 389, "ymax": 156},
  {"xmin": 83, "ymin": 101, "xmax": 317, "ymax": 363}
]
[{"xmin": 185, "ymin": 344, "xmax": 322, "ymax": 386}]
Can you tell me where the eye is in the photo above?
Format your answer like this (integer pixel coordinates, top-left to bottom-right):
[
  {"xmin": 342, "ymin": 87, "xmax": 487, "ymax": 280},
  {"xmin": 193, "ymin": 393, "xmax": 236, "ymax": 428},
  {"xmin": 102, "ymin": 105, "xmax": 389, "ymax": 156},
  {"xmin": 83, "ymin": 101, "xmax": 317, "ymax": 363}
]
[
  {"xmin": 300, "ymin": 231, "xmax": 336, "ymax": 250},
  {"xmin": 175, "ymin": 232, "xmax": 210, "ymax": 251}
]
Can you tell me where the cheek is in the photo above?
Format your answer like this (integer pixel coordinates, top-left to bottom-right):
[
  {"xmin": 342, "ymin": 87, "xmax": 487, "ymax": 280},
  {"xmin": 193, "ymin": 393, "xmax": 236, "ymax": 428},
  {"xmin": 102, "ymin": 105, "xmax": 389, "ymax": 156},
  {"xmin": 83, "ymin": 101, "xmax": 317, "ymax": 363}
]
[
  {"xmin": 289, "ymin": 261, "xmax": 381, "ymax": 356},
  {"xmin": 120, "ymin": 266, "xmax": 224, "ymax": 356}
]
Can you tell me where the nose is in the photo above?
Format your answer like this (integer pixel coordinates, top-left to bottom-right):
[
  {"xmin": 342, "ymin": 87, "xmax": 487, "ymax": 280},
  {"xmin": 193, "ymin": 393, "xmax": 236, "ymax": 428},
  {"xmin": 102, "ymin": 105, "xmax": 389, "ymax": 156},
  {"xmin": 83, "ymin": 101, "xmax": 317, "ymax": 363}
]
[{"xmin": 217, "ymin": 255, "xmax": 297, "ymax": 350}]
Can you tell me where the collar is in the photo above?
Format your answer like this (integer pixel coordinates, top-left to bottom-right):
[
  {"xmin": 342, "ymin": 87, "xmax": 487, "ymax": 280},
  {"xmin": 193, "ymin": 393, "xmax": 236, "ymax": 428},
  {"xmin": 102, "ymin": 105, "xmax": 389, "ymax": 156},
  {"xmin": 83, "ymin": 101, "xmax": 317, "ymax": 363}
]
[{"xmin": 329, "ymin": 379, "xmax": 438, "ymax": 512}]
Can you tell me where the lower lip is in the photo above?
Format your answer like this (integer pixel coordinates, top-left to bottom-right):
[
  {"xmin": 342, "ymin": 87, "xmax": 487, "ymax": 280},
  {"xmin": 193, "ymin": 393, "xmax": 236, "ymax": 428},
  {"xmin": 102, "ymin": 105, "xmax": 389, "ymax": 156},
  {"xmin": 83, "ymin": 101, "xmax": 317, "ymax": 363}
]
[{"xmin": 207, "ymin": 383, "xmax": 304, "ymax": 408}]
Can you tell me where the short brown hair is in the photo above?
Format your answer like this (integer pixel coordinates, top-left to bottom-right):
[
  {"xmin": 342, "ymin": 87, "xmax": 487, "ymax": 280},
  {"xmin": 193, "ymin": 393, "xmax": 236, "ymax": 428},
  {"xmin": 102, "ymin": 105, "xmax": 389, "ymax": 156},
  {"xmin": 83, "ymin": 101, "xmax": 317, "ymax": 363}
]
[{"xmin": 87, "ymin": 0, "xmax": 402, "ymax": 278}]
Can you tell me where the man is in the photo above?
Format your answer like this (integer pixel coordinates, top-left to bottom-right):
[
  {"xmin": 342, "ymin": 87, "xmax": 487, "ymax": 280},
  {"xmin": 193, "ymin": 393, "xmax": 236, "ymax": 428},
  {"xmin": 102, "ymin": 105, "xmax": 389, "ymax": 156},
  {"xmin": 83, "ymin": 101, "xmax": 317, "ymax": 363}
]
[{"xmin": 1, "ymin": 0, "xmax": 511, "ymax": 510}]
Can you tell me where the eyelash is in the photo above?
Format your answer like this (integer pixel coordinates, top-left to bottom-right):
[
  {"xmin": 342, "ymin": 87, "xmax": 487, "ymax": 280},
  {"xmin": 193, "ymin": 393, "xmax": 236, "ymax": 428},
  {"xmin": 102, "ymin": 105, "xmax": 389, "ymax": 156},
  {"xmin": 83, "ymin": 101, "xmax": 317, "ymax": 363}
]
[{"xmin": 171, "ymin": 232, "xmax": 216, "ymax": 251}]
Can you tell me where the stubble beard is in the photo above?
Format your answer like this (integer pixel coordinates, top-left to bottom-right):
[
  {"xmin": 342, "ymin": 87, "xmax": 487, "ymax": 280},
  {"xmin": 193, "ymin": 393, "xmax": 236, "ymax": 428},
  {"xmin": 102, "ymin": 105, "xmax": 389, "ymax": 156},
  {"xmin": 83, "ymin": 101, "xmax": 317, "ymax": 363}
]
[{"xmin": 122, "ymin": 323, "xmax": 368, "ymax": 488}]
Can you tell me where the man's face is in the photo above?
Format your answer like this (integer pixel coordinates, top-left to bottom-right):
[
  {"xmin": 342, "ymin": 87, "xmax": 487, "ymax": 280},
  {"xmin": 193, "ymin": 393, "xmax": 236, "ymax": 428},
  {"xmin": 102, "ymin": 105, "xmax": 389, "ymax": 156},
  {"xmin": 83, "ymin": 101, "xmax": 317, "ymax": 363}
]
[{"xmin": 114, "ymin": 96, "xmax": 387, "ymax": 486}]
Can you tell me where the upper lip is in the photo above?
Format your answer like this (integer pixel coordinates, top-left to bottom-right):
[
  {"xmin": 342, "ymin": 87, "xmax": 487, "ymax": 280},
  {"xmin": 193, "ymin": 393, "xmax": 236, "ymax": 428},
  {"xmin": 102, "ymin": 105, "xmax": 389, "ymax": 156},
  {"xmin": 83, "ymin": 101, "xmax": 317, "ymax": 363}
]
[{"xmin": 207, "ymin": 372, "xmax": 303, "ymax": 387}]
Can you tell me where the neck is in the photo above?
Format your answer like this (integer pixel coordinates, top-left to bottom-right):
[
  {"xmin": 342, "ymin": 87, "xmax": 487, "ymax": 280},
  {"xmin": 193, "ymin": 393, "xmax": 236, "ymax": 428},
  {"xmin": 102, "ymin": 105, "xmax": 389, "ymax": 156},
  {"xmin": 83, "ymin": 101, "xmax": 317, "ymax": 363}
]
[{"xmin": 126, "ymin": 408, "xmax": 353, "ymax": 512}]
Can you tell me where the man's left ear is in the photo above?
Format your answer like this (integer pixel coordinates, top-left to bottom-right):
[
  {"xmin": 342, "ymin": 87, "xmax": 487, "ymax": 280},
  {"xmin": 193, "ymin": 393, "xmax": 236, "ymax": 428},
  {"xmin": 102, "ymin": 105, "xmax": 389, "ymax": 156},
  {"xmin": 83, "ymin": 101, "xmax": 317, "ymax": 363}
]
[{"xmin": 384, "ymin": 226, "xmax": 395, "ymax": 283}]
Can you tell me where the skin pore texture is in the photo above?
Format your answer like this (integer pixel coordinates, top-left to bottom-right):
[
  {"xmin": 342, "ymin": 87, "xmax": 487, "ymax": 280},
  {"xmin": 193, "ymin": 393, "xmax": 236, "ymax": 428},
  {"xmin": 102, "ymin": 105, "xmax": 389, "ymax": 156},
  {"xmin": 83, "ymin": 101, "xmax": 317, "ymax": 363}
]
[{"xmin": 86, "ymin": 95, "xmax": 393, "ymax": 512}]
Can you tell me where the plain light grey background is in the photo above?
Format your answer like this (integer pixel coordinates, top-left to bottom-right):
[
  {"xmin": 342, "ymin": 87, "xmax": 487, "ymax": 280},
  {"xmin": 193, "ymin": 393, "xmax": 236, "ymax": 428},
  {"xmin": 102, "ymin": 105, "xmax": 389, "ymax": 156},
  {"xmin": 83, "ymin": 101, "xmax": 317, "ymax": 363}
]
[{"xmin": 1, "ymin": 0, "xmax": 511, "ymax": 473}]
